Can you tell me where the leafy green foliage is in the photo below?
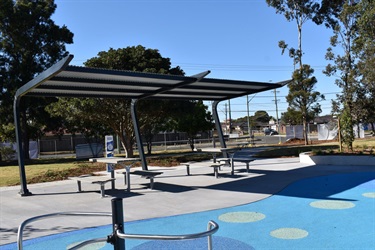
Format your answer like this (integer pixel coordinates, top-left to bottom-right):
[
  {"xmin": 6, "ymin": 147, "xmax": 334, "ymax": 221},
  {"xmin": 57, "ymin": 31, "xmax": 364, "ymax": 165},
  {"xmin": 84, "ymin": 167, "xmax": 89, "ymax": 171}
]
[
  {"xmin": 353, "ymin": 0, "xmax": 375, "ymax": 132},
  {"xmin": 323, "ymin": 2, "xmax": 369, "ymax": 149},
  {"xmin": 281, "ymin": 107, "xmax": 302, "ymax": 125},
  {"xmin": 0, "ymin": 145, "xmax": 15, "ymax": 161},
  {"xmin": 312, "ymin": 0, "xmax": 346, "ymax": 28},
  {"xmin": 253, "ymin": 111, "xmax": 271, "ymax": 123},
  {"xmin": 340, "ymin": 108, "xmax": 355, "ymax": 151},
  {"xmin": 170, "ymin": 100, "xmax": 214, "ymax": 150},
  {"xmin": 0, "ymin": 0, "xmax": 73, "ymax": 157},
  {"xmin": 267, "ymin": 1, "xmax": 324, "ymax": 144}
]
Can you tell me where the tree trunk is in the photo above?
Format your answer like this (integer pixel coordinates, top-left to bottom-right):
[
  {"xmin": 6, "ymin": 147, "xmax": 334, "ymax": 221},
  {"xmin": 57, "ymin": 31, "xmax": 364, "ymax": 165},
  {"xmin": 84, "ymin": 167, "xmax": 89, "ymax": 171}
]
[
  {"xmin": 357, "ymin": 123, "xmax": 361, "ymax": 138},
  {"xmin": 298, "ymin": 19, "xmax": 303, "ymax": 69},
  {"xmin": 120, "ymin": 135, "xmax": 134, "ymax": 158},
  {"xmin": 303, "ymin": 118, "xmax": 309, "ymax": 145},
  {"xmin": 146, "ymin": 142, "xmax": 152, "ymax": 155},
  {"xmin": 188, "ymin": 138, "xmax": 195, "ymax": 151}
]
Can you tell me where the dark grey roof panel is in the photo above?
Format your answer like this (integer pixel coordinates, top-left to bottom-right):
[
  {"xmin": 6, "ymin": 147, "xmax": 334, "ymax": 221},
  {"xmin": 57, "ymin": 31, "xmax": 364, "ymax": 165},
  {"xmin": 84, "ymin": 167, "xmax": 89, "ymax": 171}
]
[{"xmin": 16, "ymin": 55, "xmax": 290, "ymax": 101}]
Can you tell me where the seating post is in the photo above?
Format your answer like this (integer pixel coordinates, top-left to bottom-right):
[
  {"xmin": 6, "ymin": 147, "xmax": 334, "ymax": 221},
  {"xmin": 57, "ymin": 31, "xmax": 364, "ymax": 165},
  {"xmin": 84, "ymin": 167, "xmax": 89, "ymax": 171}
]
[
  {"xmin": 125, "ymin": 166, "xmax": 131, "ymax": 192},
  {"xmin": 77, "ymin": 180, "xmax": 82, "ymax": 192},
  {"xmin": 213, "ymin": 166, "xmax": 219, "ymax": 178},
  {"xmin": 99, "ymin": 183, "xmax": 106, "ymax": 198}
]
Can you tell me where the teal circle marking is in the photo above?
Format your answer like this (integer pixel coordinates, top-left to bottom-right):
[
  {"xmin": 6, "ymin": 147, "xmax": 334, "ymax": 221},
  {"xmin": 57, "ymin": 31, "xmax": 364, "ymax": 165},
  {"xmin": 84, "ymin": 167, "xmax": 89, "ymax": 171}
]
[
  {"xmin": 310, "ymin": 200, "xmax": 355, "ymax": 209},
  {"xmin": 219, "ymin": 211, "xmax": 266, "ymax": 223},
  {"xmin": 362, "ymin": 192, "xmax": 375, "ymax": 198},
  {"xmin": 270, "ymin": 228, "xmax": 308, "ymax": 239}
]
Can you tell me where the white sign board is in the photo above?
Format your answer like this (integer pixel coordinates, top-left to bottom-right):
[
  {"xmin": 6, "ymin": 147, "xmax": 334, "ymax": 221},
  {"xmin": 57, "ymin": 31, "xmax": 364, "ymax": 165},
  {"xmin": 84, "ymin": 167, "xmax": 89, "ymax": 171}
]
[{"xmin": 105, "ymin": 135, "xmax": 114, "ymax": 157}]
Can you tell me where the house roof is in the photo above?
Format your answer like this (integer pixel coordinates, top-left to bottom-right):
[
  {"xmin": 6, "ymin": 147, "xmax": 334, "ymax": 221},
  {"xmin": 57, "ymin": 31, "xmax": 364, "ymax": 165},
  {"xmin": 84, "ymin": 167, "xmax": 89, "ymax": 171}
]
[{"xmin": 16, "ymin": 55, "xmax": 290, "ymax": 101}]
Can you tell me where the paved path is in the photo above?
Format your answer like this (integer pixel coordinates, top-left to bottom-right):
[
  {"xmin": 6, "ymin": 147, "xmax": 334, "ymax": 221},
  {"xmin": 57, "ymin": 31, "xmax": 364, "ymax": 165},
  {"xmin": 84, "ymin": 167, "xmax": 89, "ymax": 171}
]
[{"xmin": 1, "ymin": 155, "xmax": 374, "ymax": 246}]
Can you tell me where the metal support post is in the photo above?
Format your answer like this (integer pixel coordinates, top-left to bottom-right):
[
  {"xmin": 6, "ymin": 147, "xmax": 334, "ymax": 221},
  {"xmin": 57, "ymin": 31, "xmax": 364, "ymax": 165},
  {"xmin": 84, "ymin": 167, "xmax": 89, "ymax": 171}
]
[
  {"xmin": 131, "ymin": 99, "xmax": 148, "ymax": 170},
  {"xmin": 13, "ymin": 96, "xmax": 32, "ymax": 196},
  {"xmin": 212, "ymin": 101, "xmax": 228, "ymax": 157},
  {"xmin": 109, "ymin": 198, "xmax": 125, "ymax": 250}
]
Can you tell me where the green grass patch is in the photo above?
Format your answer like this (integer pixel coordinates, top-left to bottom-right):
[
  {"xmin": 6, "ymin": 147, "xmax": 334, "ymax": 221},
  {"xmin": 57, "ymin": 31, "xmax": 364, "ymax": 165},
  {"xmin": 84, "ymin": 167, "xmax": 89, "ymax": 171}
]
[{"xmin": 0, "ymin": 161, "xmax": 102, "ymax": 186}]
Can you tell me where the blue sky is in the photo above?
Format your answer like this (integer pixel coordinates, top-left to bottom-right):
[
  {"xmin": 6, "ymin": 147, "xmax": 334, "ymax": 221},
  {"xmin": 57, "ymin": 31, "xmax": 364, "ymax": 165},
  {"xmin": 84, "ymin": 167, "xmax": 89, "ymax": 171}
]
[{"xmin": 52, "ymin": 0, "xmax": 341, "ymax": 121}]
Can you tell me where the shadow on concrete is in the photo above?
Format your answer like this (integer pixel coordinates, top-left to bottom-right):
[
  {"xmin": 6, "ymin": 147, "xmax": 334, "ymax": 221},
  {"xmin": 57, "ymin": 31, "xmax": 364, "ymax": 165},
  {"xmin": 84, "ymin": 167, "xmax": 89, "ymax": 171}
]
[
  {"xmin": 204, "ymin": 165, "xmax": 375, "ymax": 201},
  {"xmin": 140, "ymin": 182, "xmax": 196, "ymax": 193}
]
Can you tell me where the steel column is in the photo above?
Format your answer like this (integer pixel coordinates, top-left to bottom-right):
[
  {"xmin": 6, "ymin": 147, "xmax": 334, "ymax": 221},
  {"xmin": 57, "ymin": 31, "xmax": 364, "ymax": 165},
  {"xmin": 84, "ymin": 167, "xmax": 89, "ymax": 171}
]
[
  {"xmin": 212, "ymin": 101, "xmax": 228, "ymax": 158},
  {"xmin": 130, "ymin": 99, "xmax": 148, "ymax": 170},
  {"xmin": 111, "ymin": 198, "xmax": 125, "ymax": 250},
  {"xmin": 13, "ymin": 97, "xmax": 32, "ymax": 196}
]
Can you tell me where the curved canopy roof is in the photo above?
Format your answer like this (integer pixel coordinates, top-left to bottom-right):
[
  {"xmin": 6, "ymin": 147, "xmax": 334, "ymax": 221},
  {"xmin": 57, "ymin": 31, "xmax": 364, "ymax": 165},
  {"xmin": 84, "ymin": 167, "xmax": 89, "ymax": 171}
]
[{"xmin": 16, "ymin": 55, "xmax": 290, "ymax": 101}]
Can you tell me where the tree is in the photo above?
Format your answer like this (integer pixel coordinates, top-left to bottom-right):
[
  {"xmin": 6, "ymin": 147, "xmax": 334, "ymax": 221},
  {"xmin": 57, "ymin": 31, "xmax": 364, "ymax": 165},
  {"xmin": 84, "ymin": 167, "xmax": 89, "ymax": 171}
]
[
  {"xmin": 45, "ymin": 97, "xmax": 114, "ymax": 145},
  {"xmin": 137, "ymin": 99, "xmax": 180, "ymax": 155},
  {"xmin": 323, "ymin": 1, "xmax": 360, "ymax": 151},
  {"xmin": 267, "ymin": 0, "xmax": 325, "ymax": 145},
  {"xmin": 47, "ymin": 45, "xmax": 185, "ymax": 157},
  {"xmin": 313, "ymin": 0, "xmax": 347, "ymax": 28},
  {"xmin": 0, "ymin": 0, "xmax": 73, "ymax": 158},
  {"xmin": 354, "ymin": 0, "xmax": 375, "ymax": 133},
  {"xmin": 253, "ymin": 110, "xmax": 271, "ymax": 124},
  {"xmin": 172, "ymin": 100, "xmax": 214, "ymax": 151},
  {"xmin": 281, "ymin": 107, "xmax": 302, "ymax": 125}
]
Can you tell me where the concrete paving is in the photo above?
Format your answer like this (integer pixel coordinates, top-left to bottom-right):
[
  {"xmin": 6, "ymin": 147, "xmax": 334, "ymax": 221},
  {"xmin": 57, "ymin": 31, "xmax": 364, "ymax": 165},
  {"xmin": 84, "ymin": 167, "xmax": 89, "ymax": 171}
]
[{"xmin": 1, "ymin": 153, "xmax": 374, "ymax": 246}]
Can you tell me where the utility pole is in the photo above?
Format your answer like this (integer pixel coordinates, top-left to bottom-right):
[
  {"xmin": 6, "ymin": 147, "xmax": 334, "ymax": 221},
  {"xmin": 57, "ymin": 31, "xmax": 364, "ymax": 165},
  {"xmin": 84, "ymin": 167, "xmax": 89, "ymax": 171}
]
[
  {"xmin": 273, "ymin": 89, "xmax": 281, "ymax": 144},
  {"xmin": 247, "ymin": 95, "xmax": 250, "ymax": 136},
  {"xmin": 224, "ymin": 103, "xmax": 228, "ymax": 135},
  {"xmin": 228, "ymin": 99, "xmax": 232, "ymax": 134},
  {"xmin": 247, "ymin": 94, "xmax": 257, "ymax": 137}
]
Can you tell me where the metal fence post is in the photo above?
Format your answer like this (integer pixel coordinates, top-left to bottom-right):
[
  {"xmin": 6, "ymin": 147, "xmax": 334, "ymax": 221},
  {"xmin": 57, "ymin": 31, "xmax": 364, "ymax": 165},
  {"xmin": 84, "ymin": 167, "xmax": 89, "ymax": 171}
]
[{"xmin": 110, "ymin": 198, "xmax": 125, "ymax": 250}]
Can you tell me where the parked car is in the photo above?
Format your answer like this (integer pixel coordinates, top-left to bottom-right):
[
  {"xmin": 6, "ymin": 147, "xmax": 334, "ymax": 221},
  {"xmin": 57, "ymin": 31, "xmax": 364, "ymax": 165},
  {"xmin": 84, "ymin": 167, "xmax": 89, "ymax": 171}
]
[{"xmin": 264, "ymin": 128, "xmax": 278, "ymax": 136}]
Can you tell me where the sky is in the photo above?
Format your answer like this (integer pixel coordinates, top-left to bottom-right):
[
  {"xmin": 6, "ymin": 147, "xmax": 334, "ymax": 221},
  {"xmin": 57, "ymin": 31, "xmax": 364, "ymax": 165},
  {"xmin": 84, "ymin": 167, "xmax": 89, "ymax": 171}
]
[{"xmin": 52, "ymin": 0, "xmax": 342, "ymax": 122}]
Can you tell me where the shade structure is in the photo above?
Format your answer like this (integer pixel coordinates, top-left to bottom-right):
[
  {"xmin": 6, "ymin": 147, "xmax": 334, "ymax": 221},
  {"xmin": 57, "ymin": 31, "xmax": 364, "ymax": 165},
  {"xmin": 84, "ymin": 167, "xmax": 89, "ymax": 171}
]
[
  {"xmin": 14, "ymin": 54, "xmax": 290, "ymax": 196},
  {"xmin": 16, "ymin": 55, "xmax": 289, "ymax": 101}
]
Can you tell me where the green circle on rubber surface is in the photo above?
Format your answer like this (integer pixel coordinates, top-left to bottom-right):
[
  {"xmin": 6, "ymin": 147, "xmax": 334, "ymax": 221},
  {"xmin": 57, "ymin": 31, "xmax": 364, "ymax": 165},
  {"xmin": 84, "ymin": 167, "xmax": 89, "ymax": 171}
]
[
  {"xmin": 219, "ymin": 211, "xmax": 266, "ymax": 223},
  {"xmin": 270, "ymin": 228, "xmax": 308, "ymax": 239},
  {"xmin": 362, "ymin": 192, "xmax": 375, "ymax": 198},
  {"xmin": 310, "ymin": 200, "xmax": 355, "ymax": 209}
]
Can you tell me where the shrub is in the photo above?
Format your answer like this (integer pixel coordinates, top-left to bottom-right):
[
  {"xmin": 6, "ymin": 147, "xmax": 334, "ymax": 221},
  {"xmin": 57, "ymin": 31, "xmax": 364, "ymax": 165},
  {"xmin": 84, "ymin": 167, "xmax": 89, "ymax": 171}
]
[
  {"xmin": 312, "ymin": 149, "xmax": 323, "ymax": 155},
  {"xmin": 0, "ymin": 146, "xmax": 15, "ymax": 161}
]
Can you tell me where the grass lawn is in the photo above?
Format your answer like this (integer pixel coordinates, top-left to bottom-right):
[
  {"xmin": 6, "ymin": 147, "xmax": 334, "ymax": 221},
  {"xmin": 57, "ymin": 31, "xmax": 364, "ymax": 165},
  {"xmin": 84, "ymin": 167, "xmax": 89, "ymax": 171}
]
[{"xmin": 0, "ymin": 159, "xmax": 96, "ymax": 186}]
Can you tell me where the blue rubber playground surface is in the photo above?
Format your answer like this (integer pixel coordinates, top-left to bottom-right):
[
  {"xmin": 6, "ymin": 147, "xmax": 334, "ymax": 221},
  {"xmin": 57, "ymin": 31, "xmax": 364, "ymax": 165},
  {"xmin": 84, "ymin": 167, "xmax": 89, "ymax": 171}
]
[{"xmin": 2, "ymin": 172, "xmax": 374, "ymax": 249}]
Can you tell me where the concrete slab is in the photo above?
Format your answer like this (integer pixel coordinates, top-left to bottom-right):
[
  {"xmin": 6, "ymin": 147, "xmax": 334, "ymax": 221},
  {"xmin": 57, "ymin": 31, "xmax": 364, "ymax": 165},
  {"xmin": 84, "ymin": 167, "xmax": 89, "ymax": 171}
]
[{"xmin": 1, "ymin": 156, "xmax": 374, "ymax": 246}]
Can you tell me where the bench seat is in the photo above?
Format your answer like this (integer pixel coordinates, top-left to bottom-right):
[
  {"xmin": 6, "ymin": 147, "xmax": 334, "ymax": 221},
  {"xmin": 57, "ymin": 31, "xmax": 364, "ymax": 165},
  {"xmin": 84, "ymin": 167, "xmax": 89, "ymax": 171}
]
[
  {"xmin": 68, "ymin": 175, "xmax": 115, "ymax": 198},
  {"xmin": 217, "ymin": 157, "xmax": 255, "ymax": 175},
  {"xmin": 181, "ymin": 162, "xmax": 224, "ymax": 178},
  {"xmin": 118, "ymin": 170, "xmax": 163, "ymax": 190}
]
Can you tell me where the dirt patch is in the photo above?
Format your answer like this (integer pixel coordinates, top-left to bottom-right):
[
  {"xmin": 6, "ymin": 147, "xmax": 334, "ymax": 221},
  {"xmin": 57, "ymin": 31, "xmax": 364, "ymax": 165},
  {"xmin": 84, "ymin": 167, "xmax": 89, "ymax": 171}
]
[{"xmin": 283, "ymin": 138, "xmax": 337, "ymax": 145}]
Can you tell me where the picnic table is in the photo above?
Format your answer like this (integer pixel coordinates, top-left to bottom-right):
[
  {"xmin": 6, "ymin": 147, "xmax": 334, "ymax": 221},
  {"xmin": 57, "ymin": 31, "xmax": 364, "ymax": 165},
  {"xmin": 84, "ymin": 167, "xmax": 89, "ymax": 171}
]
[
  {"xmin": 89, "ymin": 157, "xmax": 141, "ymax": 190},
  {"xmin": 196, "ymin": 147, "xmax": 245, "ymax": 162},
  {"xmin": 196, "ymin": 147, "xmax": 239, "ymax": 162}
]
